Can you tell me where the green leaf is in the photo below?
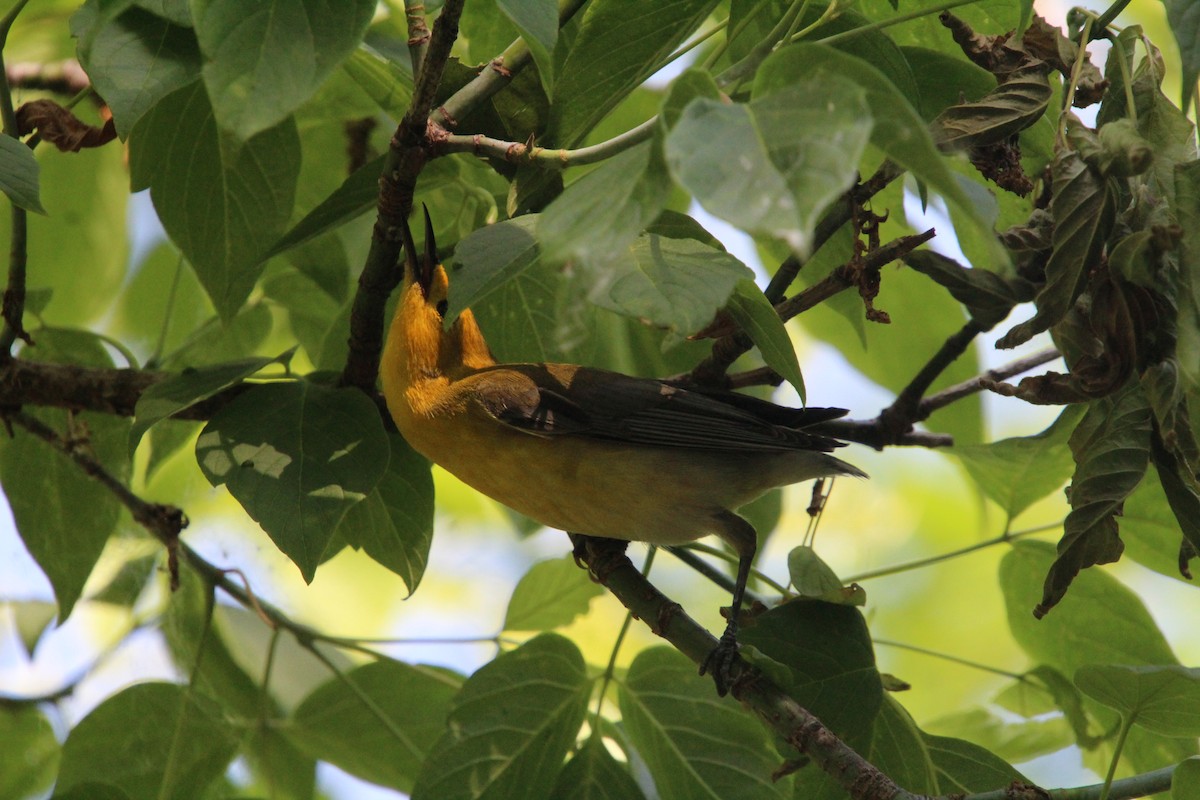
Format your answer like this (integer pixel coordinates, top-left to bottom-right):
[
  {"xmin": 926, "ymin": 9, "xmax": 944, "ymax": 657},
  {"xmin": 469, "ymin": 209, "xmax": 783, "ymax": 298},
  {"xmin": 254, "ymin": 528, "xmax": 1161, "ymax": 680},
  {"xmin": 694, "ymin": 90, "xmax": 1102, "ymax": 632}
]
[
  {"xmin": 591, "ymin": 233, "xmax": 753, "ymax": 340},
  {"xmin": 548, "ymin": 736, "xmax": 647, "ymax": 800},
  {"xmin": 0, "ymin": 706, "xmax": 58, "ymax": 800},
  {"xmin": 951, "ymin": 404, "xmax": 1083, "ymax": 522},
  {"xmin": 666, "ymin": 81, "xmax": 871, "ymax": 257},
  {"xmin": 923, "ymin": 730, "xmax": 1027, "ymax": 792},
  {"xmin": 412, "ymin": 634, "xmax": 592, "ymax": 800},
  {"xmin": 904, "ymin": 249, "xmax": 1034, "ymax": 329},
  {"xmin": 755, "ymin": 44, "xmax": 993, "ymax": 254},
  {"xmin": 0, "ymin": 331, "xmax": 129, "ymax": 621},
  {"xmin": 1123, "ymin": 465, "xmax": 1200, "ymax": 584},
  {"xmin": 550, "ymin": 0, "xmax": 720, "ymax": 147},
  {"xmin": 538, "ymin": 140, "xmax": 671, "ymax": 268},
  {"xmin": 659, "ymin": 67, "xmax": 721, "ymax": 130},
  {"xmin": 787, "ymin": 546, "xmax": 862, "ymax": 605},
  {"xmin": 133, "ymin": 0, "xmax": 191, "ymax": 26},
  {"xmin": 724, "ymin": 278, "xmax": 804, "ymax": 399},
  {"xmin": 0, "ymin": 135, "xmax": 44, "ymax": 213},
  {"xmin": 129, "ymin": 82, "xmax": 300, "ymax": 320},
  {"xmin": 195, "ymin": 381, "xmax": 390, "ymax": 581},
  {"xmin": 335, "ymin": 429, "xmax": 434, "ymax": 595},
  {"xmin": 446, "ymin": 215, "xmax": 543, "ymax": 325},
  {"xmin": 263, "ymin": 152, "xmax": 382, "ymax": 262},
  {"xmin": 738, "ymin": 601, "xmax": 882, "ymax": 750},
  {"xmin": 72, "ymin": 3, "xmax": 202, "ymax": 137},
  {"xmin": 1037, "ymin": 386, "xmax": 1152, "ymax": 617},
  {"xmin": 925, "ymin": 706, "xmax": 1074, "ymax": 764},
  {"xmin": 618, "ymin": 647, "xmax": 789, "ymax": 800},
  {"xmin": 340, "ymin": 43, "xmax": 414, "ymax": 118},
  {"xmin": 129, "ymin": 350, "xmax": 293, "ymax": 457},
  {"xmin": 497, "ymin": 0, "xmax": 557, "ymax": 95},
  {"xmin": 1175, "ymin": 757, "xmax": 1200, "ymax": 800},
  {"xmin": 10, "ymin": 144, "xmax": 128, "ymax": 326},
  {"xmin": 1075, "ymin": 664, "xmax": 1200, "ymax": 737},
  {"xmin": 191, "ymin": 0, "xmax": 375, "ymax": 141},
  {"xmin": 1175, "ymin": 161, "xmax": 1200, "ymax": 389},
  {"xmin": 1165, "ymin": 0, "xmax": 1200, "ymax": 107},
  {"xmin": 1001, "ymin": 541, "xmax": 1180, "ymax": 673},
  {"xmin": 503, "ymin": 555, "xmax": 604, "ymax": 632},
  {"xmin": 998, "ymin": 152, "xmax": 1115, "ymax": 348},
  {"xmin": 162, "ymin": 303, "xmax": 273, "ymax": 368},
  {"xmin": 288, "ymin": 660, "xmax": 462, "ymax": 794},
  {"xmin": 55, "ymin": 682, "xmax": 239, "ymax": 800}
]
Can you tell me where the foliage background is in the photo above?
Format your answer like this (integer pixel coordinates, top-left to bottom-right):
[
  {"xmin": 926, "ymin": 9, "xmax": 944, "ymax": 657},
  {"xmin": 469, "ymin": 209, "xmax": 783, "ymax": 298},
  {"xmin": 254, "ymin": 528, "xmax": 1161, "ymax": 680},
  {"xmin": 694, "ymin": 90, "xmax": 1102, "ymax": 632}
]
[{"xmin": 0, "ymin": 0, "xmax": 1198, "ymax": 798}]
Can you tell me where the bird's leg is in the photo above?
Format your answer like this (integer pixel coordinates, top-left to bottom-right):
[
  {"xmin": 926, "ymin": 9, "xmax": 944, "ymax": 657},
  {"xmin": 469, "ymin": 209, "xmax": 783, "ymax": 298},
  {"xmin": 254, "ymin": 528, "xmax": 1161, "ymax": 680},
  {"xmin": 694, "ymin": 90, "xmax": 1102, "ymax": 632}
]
[{"xmin": 699, "ymin": 512, "xmax": 757, "ymax": 696}]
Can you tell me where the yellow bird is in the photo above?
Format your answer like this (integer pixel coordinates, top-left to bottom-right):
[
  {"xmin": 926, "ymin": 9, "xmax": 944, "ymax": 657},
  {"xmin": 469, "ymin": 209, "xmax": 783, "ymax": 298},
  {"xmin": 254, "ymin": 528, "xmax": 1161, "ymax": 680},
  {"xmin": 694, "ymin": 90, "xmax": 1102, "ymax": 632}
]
[{"xmin": 380, "ymin": 209, "xmax": 864, "ymax": 693}]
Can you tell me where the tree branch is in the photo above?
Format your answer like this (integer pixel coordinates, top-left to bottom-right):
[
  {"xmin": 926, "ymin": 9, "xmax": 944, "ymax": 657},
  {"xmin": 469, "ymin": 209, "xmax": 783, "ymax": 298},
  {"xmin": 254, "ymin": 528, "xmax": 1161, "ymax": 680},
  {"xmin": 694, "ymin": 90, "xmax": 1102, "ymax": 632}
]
[
  {"xmin": 571, "ymin": 536, "xmax": 915, "ymax": 800},
  {"xmin": 339, "ymin": 0, "xmax": 467, "ymax": 392},
  {"xmin": 431, "ymin": 0, "xmax": 589, "ymax": 129},
  {"xmin": 877, "ymin": 318, "xmax": 988, "ymax": 443},
  {"xmin": 9, "ymin": 409, "xmax": 186, "ymax": 587},
  {"xmin": 433, "ymin": 116, "xmax": 657, "ymax": 167},
  {"xmin": 0, "ymin": 0, "xmax": 34, "ymax": 356},
  {"xmin": 919, "ymin": 347, "xmax": 1061, "ymax": 416}
]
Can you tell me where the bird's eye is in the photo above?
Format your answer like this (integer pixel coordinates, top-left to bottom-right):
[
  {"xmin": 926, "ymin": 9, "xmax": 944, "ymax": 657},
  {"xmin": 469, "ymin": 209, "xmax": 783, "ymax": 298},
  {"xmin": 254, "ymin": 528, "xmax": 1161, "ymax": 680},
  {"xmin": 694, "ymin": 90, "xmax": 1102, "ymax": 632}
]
[{"xmin": 436, "ymin": 299, "xmax": 448, "ymax": 318}]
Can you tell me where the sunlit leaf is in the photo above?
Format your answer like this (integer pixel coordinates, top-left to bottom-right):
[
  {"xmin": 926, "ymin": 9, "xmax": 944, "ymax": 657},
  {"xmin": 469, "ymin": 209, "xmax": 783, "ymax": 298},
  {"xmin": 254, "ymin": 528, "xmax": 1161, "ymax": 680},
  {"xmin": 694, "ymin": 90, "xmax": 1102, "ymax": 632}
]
[
  {"xmin": 196, "ymin": 381, "xmax": 390, "ymax": 581},
  {"xmin": 191, "ymin": 0, "xmax": 375, "ymax": 141},
  {"xmin": 503, "ymin": 555, "xmax": 604, "ymax": 632}
]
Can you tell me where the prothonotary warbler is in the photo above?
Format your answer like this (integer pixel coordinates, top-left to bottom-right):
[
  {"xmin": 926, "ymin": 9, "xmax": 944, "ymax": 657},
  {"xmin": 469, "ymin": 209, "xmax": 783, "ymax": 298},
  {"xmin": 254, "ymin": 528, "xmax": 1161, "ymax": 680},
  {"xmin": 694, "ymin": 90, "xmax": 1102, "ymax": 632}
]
[{"xmin": 380, "ymin": 209, "xmax": 865, "ymax": 694}]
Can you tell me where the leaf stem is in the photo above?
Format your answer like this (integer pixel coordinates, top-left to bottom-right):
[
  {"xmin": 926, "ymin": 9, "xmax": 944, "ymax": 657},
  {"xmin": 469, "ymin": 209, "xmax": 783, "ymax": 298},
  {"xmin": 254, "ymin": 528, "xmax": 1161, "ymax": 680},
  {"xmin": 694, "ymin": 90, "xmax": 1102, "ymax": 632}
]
[
  {"xmin": 842, "ymin": 523, "xmax": 1059, "ymax": 583},
  {"xmin": 437, "ymin": 116, "xmax": 657, "ymax": 167},
  {"xmin": 872, "ymin": 638, "xmax": 1025, "ymax": 680},
  {"xmin": 1100, "ymin": 714, "xmax": 1135, "ymax": 800},
  {"xmin": 814, "ymin": 0, "xmax": 986, "ymax": 46},
  {"xmin": 1059, "ymin": 16, "xmax": 1096, "ymax": 142}
]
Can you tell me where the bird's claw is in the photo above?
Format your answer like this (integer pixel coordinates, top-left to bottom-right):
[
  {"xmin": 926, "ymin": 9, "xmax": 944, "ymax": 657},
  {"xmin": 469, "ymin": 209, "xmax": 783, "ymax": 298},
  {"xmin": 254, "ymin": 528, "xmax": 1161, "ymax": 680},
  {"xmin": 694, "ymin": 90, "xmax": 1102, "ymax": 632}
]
[{"xmin": 699, "ymin": 627, "xmax": 741, "ymax": 697}]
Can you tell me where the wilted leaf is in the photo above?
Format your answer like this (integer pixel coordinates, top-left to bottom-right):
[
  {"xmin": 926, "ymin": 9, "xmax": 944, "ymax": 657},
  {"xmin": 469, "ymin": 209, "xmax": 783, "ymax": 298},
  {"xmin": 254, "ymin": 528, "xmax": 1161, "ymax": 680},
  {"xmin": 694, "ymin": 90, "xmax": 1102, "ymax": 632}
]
[
  {"xmin": 998, "ymin": 150, "xmax": 1114, "ymax": 348},
  {"xmin": 15, "ymin": 99, "xmax": 116, "ymax": 152},
  {"xmin": 1037, "ymin": 386, "xmax": 1151, "ymax": 617},
  {"xmin": 905, "ymin": 249, "xmax": 1034, "ymax": 328}
]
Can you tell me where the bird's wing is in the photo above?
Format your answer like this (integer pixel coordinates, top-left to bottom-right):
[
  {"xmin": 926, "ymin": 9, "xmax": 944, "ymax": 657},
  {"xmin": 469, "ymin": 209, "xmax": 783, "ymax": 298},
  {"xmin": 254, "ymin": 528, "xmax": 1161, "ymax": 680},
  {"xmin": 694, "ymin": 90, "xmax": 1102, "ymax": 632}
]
[{"xmin": 465, "ymin": 365, "xmax": 848, "ymax": 453}]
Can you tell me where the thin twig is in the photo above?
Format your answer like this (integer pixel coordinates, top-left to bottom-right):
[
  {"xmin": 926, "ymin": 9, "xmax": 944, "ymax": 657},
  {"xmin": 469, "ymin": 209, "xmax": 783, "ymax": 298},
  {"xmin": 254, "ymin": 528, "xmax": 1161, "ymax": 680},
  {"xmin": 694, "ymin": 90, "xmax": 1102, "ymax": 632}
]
[
  {"xmin": 0, "ymin": 0, "xmax": 35, "ymax": 356},
  {"xmin": 432, "ymin": 0, "xmax": 589, "ymax": 129},
  {"xmin": 434, "ymin": 116, "xmax": 657, "ymax": 167},
  {"xmin": 918, "ymin": 347, "xmax": 1061, "ymax": 417},
  {"xmin": 403, "ymin": 0, "xmax": 431, "ymax": 77},
  {"xmin": 877, "ymin": 318, "xmax": 988, "ymax": 443}
]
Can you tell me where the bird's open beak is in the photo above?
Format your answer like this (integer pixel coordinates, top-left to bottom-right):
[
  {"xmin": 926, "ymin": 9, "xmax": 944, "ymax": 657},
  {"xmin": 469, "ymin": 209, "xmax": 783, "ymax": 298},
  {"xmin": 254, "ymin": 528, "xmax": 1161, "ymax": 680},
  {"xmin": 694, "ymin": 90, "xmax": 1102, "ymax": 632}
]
[{"xmin": 399, "ymin": 207, "xmax": 437, "ymax": 296}]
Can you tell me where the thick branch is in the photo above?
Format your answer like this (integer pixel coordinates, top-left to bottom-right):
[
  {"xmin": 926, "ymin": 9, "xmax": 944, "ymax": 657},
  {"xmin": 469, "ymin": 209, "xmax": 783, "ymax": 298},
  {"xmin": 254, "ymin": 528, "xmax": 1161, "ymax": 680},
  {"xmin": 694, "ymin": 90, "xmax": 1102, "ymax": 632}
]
[
  {"xmin": 0, "ymin": 357, "xmax": 248, "ymax": 418},
  {"xmin": 572, "ymin": 536, "xmax": 913, "ymax": 800},
  {"xmin": 339, "ymin": 0, "xmax": 467, "ymax": 392}
]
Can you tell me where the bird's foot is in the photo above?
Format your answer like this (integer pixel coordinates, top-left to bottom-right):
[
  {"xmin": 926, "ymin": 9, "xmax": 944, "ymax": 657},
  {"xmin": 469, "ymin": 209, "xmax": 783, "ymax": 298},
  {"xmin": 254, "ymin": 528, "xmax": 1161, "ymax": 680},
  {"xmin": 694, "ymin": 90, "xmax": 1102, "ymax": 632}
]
[{"xmin": 699, "ymin": 625, "xmax": 741, "ymax": 697}]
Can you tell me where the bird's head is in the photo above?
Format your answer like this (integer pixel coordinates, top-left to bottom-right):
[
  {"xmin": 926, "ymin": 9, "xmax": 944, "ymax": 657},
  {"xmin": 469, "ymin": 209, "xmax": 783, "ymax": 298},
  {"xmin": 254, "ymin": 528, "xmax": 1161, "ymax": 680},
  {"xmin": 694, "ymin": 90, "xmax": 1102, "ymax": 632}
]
[{"xmin": 391, "ymin": 208, "xmax": 494, "ymax": 379}]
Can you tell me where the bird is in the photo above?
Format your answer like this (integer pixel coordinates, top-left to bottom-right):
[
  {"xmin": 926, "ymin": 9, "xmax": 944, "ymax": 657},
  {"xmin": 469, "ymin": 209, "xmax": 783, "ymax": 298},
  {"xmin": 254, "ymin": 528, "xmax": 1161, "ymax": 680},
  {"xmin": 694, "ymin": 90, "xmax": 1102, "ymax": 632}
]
[{"xmin": 380, "ymin": 208, "xmax": 865, "ymax": 695}]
